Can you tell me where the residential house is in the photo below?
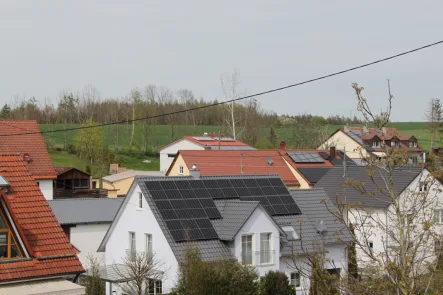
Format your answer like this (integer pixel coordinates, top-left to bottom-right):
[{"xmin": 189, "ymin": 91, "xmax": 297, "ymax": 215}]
[
  {"xmin": 102, "ymin": 170, "xmax": 165, "ymax": 197},
  {"xmin": 167, "ymin": 147, "xmax": 354, "ymax": 189},
  {"xmin": 49, "ymin": 198, "xmax": 123, "ymax": 266},
  {"xmin": 97, "ymin": 171, "xmax": 349, "ymax": 294},
  {"xmin": 0, "ymin": 120, "xmax": 56, "ymax": 200},
  {"xmin": 318, "ymin": 126, "xmax": 425, "ymax": 165},
  {"xmin": 315, "ymin": 166, "xmax": 443, "ymax": 268},
  {"xmin": 0, "ymin": 154, "xmax": 84, "ymax": 293},
  {"xmin": 158, "ymin": 134, "xmax": 255, "ymax": 171},
  {"xmin": 54, "ymin": 167, "xmax": 107, "ymax": 199}
]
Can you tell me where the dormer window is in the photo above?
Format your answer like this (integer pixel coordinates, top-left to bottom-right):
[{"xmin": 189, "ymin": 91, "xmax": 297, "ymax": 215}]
[
  {"xmin": 372, "ymin": 140, "xmax": 381, "ymax": 148},
  {"xmin": 0, "ymin": 208, "xmax": 23, "ymax": 260},
  {"xmin": 391, "ymin": 140, "xmax": 400, "ymax": 148},
  {"xmin": 409, "ymin": 141, "xmax": 418, "ymax": 148}
]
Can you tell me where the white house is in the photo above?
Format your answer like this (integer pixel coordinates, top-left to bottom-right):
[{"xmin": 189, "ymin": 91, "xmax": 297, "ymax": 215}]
[
  {"xmin": 49, "ymin": 197, "xmax": 124, "ymax": 266},
  {"xmin": 316, "ymin": 165, "xmax": 443, "ymax": 271},
  {"xmin": 158, "ymin": 135, "xmax": 255, "ymax": 171},
  {"xmin": 97, "ymin": 171, "xmax": 349, "ymax": 295}
]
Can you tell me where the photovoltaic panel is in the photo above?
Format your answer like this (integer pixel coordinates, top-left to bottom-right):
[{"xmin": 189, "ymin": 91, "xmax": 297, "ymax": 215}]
[
  {"xmin": 235, "ymin": 187, "xmax": 251, "ymax": 197},
  {"xmin": 174, "ymin": 180, "xmax": 192, "ymax": 190},
  {"xmin": 160, "ymin": 181, "xmax": 178, "ymax": 190},
  {"xmin": 208, "ymin": 188, "xmax": 225, "ymax": 199},
  {"xmin": 319, "ymin": 152, "xmax": 329, "ymax": 160},
  {"xmin": 248, "ymin": 187, "xmax": 264, "ymax": 196},
  {"xmin": 216, "ymin": 179, "xmax": 232, "ymax": 188},
  {"xmin": 256, "ymin": 178, "xmax": 272, "ymax": 187},
  {"xmin": 150, "ymin": 190, "xmax": 168, "ymax": 200},
  {"xmin": 287, "ymin": 152, "xmax": 325, "ymax": 163},
  {"xmin": 223, "ymin": 187, "xmax": 238, "ymax": 198},
  {"xmin": 268, "ymin": 178, "xmax": 284, "ymax": 186},
  {"xmin": 191, "ymin": 208, "xmax": 207, "ymax": 219},
  {"xmin": 205, "ymin": 207, "xmax": 222, "ymax": 219},
  {"xmin": 189, "ymin": 180, "xmax": 205, "ymax": 189},
  {"xmin": 243, "ymin": 178, "xmax": 258, "ymax": 187},
  {"xmin": 230, "ymin": 179, "xmax": 246, "ymax": 187},
  {"xmin": 202, "ymin": 179, "xmax": 220, "ymax": 189}
]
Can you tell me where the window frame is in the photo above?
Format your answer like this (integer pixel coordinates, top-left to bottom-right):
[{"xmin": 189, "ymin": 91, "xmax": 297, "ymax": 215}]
[
  {"xmin": 138, "ymin": 192, "xmax": 143, "ymax": 209},
  {"xmin": 290, "ymin": 272, "xmax": 301, "ymax": 288},
  {"xmin": 434, "ymin": 209, "xmax": 443, "ymax": 224},
  {"xmin": 419, "ymin": 181, "xmax": 428, "ymax": 192},
  {"xmin": 178, "ymin": 165, "xmax": 184, "ymax": 175},
  {"xmin": 241, "ymin": 234, "xmax": 254, "ymax": 265},
  {"xmin": 260, "ymin": 232, "xmax": 273, "ymax": 265},
  {"xmin": 0, "ymin": 208, "xmax": 23, "ymax": 260},
  {"xmin": 145, "ymin": 233, "xmax": 152, "ymax": 255},
  {"xmin": 129, "ymin": 232, "xmax": 136, "ymax": 253},
  {"xmin": 372, "ymin": 140, "xmax": 381, "ymax": 148}
]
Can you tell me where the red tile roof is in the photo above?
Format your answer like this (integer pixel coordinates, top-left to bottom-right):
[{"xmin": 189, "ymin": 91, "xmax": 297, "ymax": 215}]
[
  {"xmin": 0, "ymin": 120, "xmax": 56, "ymax": 179},
  {"xmin": 172, "ymin": 150, "xmax": 300, "ymax": 186},
  {"xmin": 0, "ymin": 154, "xmax": 84, "ymax": 282}
]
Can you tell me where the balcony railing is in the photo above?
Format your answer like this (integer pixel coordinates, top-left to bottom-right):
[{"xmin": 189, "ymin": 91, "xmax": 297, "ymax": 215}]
[{"xmin": 259, "ymin": 250, "xmax": 274, "ymax": 265}]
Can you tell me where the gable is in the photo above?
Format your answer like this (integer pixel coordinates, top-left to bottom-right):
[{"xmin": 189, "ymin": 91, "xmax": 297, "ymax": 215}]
[
  {"xmin": 0, "ymin": 198, "xmax": 28, "ymax": 260},
  {"xmin": 159, "ymin": 138, "xmax": 203, "ymax": 153},
  {"xmin": 236, "ymin": 206, "xmax": 284, "ymax": 238}
]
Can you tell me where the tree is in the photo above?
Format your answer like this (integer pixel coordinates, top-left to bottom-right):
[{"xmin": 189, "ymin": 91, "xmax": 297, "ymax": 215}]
[
  {"xmin": 259, "ymin": 271, "xmax": 295, "ymax": 295},
  {"xmin": 221, "ymin": 69, "xmax": 245, "ymax": 139},
  {"xmin": 74, "ymin": 119, "xmax": 104, "ymax": 165},
  {"xmin": 242, "ymin": 99, "xmax": 260, "ymax": 146},
  {"xmin": 290, "ymin": 118, "xmax": 331, "ymax": 149},
  {"xmin": 0, "ymin": 104, "xmax": 11, "ymax": 119},
  {"xmin": 348, "ymin": 223, "xmax": 359, "ymax": 281},
  {"xmin": 82, "ymin": 255, "xmax": 105, "ymax": 295},
  {"xmin": 113, "ymin": 251, "xmax": 165, "ymax": 295},
  {"xmin": 425, "ymin": 98, "xmax": 443, "ymax": 149},
  {"xmin": 268, "ymin": 126, "xmax": 278, "ymax": 148}
]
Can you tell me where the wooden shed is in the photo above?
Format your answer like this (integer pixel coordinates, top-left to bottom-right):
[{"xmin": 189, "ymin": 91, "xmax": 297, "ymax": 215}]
[{"xmin": 54, "ymin": 167, "xmax": 106, "ymax": 199}]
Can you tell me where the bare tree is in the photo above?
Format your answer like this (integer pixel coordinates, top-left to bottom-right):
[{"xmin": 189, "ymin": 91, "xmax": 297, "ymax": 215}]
[
  {"xmin": 425, "ymin": 98, "xmax": 443, "ymax": 149},
  {"xmin": 113, "ymin": 251, "xmax": 166, "ymax": 295},
  {"xmin": 220, "ymin": 69, "xmax": 245, "ymax": 139}
]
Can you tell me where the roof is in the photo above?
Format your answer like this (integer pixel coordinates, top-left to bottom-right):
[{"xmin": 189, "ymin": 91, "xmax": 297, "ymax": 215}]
[
  {"xmin": 0, "ymin": 120, "xmax": 56, "ymax": 179},
  {"xmin": 314, "ymin": 166, "xmax": 423, "ymax": 208},
  {"xmin": 49, "ymin": 198, "xmax": 123, "ymax": 225},
  {"xmin": 102, "ymin": 170, "xmax": 165, "ymax": 182},
  {"xmin": 158, "ymin": 135, "xmax": 255, "ymax": 151},
  {"xmin": 0, "ymin": 154, "xmax": 83, "ymax": 282},
  {"xmin": 55, "ymin": 167, "xmax": 90, "ymax": 176},
  {"xmin": 168, "ymin": 150, "xmax": 300, "ymax": 186},
  {"xmin": 0, "ymin": 278, "xmax": 85, "ymax": 295},
  {"xmin": 297, "ymin": 167, "xmax": 332, "ymax": 184}
]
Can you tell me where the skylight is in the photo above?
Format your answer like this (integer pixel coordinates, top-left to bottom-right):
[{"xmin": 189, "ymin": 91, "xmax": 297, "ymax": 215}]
[{"xmin": 0, "ymin": 176, "xmax": 10, "ymax": 187}]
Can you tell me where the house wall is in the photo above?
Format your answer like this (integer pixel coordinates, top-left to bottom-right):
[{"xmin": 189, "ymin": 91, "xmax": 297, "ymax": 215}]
[
  {"xmin": 160, "ymin": 139, "xmax": 203, "ymax": 171},
  {"xmin": 318, "ymin": 130, "xmax": 369, "ymax": 159},
  {"xmin": 70, "ymin": 223, "xmax": 109, "ymax": 266},
  {"xmin": 233, "ymin": 207, "xmax": 281, "ymax": 277},
  {"xmin": 102, "ymin": 177, "xmax": 135, "ymax": 197},
  {"xmin": 105, "ymin": 184, "xmax": 179, "ymax": 294},
  {"xmin": 167, "ymin": 154, "xmax": 191, "ymax": 177},
  {"xmin": 37, "ymin": 179, "xmax": 53, "ymax": 200}
]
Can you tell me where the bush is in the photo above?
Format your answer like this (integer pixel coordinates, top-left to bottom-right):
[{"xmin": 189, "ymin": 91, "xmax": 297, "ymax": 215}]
[{"xmin": 260, "ymin": 271, "xmax": 295, "ymax": 295}]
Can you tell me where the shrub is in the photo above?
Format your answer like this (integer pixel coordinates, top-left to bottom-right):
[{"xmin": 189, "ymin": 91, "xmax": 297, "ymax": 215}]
[{"xmin": 259, "ymin": 271, "xmax": 295, "ymax": 295}]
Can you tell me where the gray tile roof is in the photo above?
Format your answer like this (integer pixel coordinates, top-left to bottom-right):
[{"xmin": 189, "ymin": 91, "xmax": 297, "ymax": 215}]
[
  {"xmin": 49, "ymin": 198, "xmax": 123, "ymax": 225},
  {"xmin": 102, "ymin": 170, "xmax": 165, "ymax": 182},
  {"xmin": 297, "ymin": 167, "xmax": 332, "ymax": 183},
  {"xmin": 315, "ymin": 166, "xmax": 422, "ymax": 208}
]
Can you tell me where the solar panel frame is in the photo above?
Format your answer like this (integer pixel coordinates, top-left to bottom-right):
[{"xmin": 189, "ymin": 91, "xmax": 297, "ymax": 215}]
[
  {"xmin": 160, "ymin": 181, "xmax": 178, "ymax": 190},
  {"xmin": 202, "ymin": 179, "xmax": 220, "ymax": 189},
  {"xmin": 287, "ymin": 152, "xmax": 325, "ymax": 163},
  {"xmin": 205, "ymin": 207, "xmax": 222, "ymax": 219},
  {"xmin": 174, "ymin": 180, "xmax": 192, "ymax": 190}
]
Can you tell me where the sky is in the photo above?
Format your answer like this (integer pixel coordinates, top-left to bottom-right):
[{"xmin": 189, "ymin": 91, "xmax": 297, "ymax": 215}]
[{"xmin": 1, "ymin": 1, "xmax": 442, "ymax": 122}]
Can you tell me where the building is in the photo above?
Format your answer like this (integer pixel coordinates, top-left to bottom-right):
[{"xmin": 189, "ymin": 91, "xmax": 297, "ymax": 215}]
[
  {"xmin": 97, "ymin": 171, "xmax": 350, "ymax": 294},
  {"xmin": 315, "ymin": 166, "xmax": 443, "ymax": 269},
  {"xmin": 49, "ymin": 198, "xmax": 123, "ymax": 266},
  {"xmin": 158, "ymin": 134, "xmax": 255, "ymax": 171},
  {"xmin": 54, "ymin": 167, "xmax": 107, "ymax": 199},
  {"xmin": 0, "ymin": 154, "xmax": 84, "ymax": 293},
  {"xmin": 167, "ymin": 147, "xmax": 354, "ymax": 189},
  {"xmin": 102, "ymin": 170, "xmax": 165, "ymax": 197},
  {"xmin": 318, "ymin": 126, "xmax": 425, "ymax": 165},
  {"xmin": 0, "ymin": 120, "xmax": 56, "ymax": 200}
]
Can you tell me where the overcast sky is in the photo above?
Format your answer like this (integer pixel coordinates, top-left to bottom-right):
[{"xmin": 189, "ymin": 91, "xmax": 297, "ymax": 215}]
[{"xmin": 1, "ymin": 1, "xmax": 442, "ymax": 121}]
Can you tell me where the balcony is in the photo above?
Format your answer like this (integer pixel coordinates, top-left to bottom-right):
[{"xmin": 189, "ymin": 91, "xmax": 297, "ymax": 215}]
[{"xmin": 241, "ymin": 250, "xmax": 275, "ymax": 266}]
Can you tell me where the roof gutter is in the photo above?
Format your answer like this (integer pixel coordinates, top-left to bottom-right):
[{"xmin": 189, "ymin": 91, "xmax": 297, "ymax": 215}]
[{"xmin": 0, "ymin": 271, "xmax": 85, "ymax": 285}]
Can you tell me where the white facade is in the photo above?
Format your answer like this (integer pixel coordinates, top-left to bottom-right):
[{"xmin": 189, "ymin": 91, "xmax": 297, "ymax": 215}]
[
  {"xmin": 159, "ymin": 138, "xmax": 203, "ymax": 171},
  {"xmin": 37, "ymin": 178, "xmax": 54, "ymax": 200},
  {"xmin": 70, "ymin": 223, "xmax": 109, "ymax": 267}
]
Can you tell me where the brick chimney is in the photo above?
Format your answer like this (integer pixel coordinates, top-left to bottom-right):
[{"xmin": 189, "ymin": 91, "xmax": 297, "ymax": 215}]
[
  {"xmin": 329, "ymin": 146, "xmax": 336, "ymax": 161},
  {"xmin": 280, "ymin": 141, "xmax": 286, "ymax": 150},
  {"xmin": 210, "ymin": 131, "xmax": 215, "ymax": 138}
]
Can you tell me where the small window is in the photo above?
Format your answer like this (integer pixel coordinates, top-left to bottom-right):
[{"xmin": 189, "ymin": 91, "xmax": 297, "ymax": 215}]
[
  {"xmin": 434, "ymin": 210, "xmax": 443, "ymax": 224},
  {"xmin": 129, "ymin": 232, "xmax": 136, "ymax": 253},
  {"xmin": 138, "ymin": 192, "xmax": 143, "ymax": 209},
  {"xmin": 36, "ymin": 182, "xmax": 40, "ymax": 187},
  {"xmin": 168, "ymin": 153, "xmax": 176, "ymax": 158},
  {"xmin": 290, "ymin": 272, "xmax": 301, "ymax": 288},
  {"xmin": 178, "ymin": 165, "xmax": 184, "ymax": 175},
  {"xmin": 241, "ymin": 234, "xmax": 253, "ymax": 265},
  {"xmin": 419, "ymin": 181, "xmax": 428, "ymax": 192},
  {"xmin": 372, "ymin": 141, "xmax": 380, "ymax": 148},
  {"xmin": 409, "ymin": 141, "xmax": 418, "ymax": 148},
  {"xmin": 435, "ymin": 239, "xmax": 443, "ymax": 253},
  {"xmin": 80, "ymin": 179, "xmax": 89, "ymax": 188},
  {"xmin": 145, "ymin": 233, "xmax": 152, "ymax": 255},
  {"xmin": 409, "ymin": 156, "xmax": 418, "ymax": 165},
  {"xmin": 260, "ymin": 233, "xmax": 272, "ymax": 264},
  {"xmin": 368, "ymin": 241, "xmax": 373, "ymax": 249}
]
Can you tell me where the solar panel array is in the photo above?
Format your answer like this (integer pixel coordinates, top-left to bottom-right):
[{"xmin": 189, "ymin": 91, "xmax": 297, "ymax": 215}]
[
  {"xmin": 287, "ymin": 152, "xmax": 325, "ymax": 163},
  {"xmin": 319, "ymin": 151, "xmax": 329, "ymax": 160},
  {"xmin": 145, "ymin": 177, "xmax": 301, "ymax": 242}
]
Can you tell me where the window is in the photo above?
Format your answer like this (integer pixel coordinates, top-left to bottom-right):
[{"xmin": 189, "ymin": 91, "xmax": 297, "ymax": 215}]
[
  {"xmin": 241, "ymin": 235, "xmax": 253, "ymax": 265},
  {"xmin": 434, "ymin": 210, "xmax": 443, "ymax": 224},
  {"xmin": 148, "ymin": 280, "xmax": 162, "ymax": 295},
  {"xmin": 146, "ymin": 234, "xmax": 152, "ymax": 255},
  {"xmin": 168, "ymin": 153, "xmax": 176, "ymax": 158},
  {"xmin": 435, "ymin": 239, "xmax": 443, "ymax": 253},
  {"xmin": 290, "ymin": 272, "xmax": 301, "ymax": 288},
  {"xmin": 260, "ymin": 233, "xmax": 272, "ymax": 264},
  {"xmin": 409, "ymin": 141, "xmax": 418, "ymax": 148},
  {"xmin": 129, "ymin": 232, "xmax": 136, "ymax": 253},
  {"xmin": 80, "ymin": 179, "xmax": 89, "ymax": 188},
  {"xmin": 36, "ymin": 182, "xmax": 40, "ymax": 187},
  {"xmin": 368, "ymin": 240, "xmax": 374, "ymax": 249},
  {"xmin": 372, "ymin": 140, "xmax": 381, "ymax": 148},
  {"xmin": 419, "ymin": 181, "xmax": 428, "ymax": 192},
  {"xmin": 178, "ymin": 165, "xmax": 184, "ymax": 175},
  {"xmin": 409, "ymin": 156, "xmax": 418, "ymax": 165},
  {"xmin": 138, "ymin": 193, "xmax": 143, "ymax": 209},
  {"xmin": 391, "ymin": 141, "xmax": 400, "ymax": 147},
  {"xmin": 0, "ymin": 208, "xmax": 22, "ymax": 260}
]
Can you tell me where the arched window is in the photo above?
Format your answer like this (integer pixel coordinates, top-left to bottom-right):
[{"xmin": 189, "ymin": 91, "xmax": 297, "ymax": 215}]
[{"xmin": 0, "ymin": 208, "xmax": 23, "ymax": 260}]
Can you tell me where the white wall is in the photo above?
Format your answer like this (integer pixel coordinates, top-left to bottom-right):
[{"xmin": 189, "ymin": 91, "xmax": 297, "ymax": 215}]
[
  {"xmin": 233, "ymin": 206, "xmax": 281, "ymax": 277},
  {"xmin": 37, "ymin": 179, "xmax": 53, "ymax": 200},
  {"xmin": 105, "ymin": 184, "xmax": 179, "ymax": 294},
  {"xmin": 70, "ymin": 223, "xmax": 109, "ymax": 267},
  {"xmin": 159, "ymin": 139, "xmax": 203, "ymax": 171}
]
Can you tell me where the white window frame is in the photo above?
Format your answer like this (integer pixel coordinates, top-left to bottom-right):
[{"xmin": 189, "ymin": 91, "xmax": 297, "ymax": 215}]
[
  {"xmin": 368, "ymin": 240, "xmax": 374, "ymax": 249},
  {"xmin": 178, "ymin": 165, "xmax": 184, "ymax": 175},
  {"xmin": 138, "ymin": 192, "xmax": 143, "ymax": 209},
  {"xmin": 419, "ymin": 181, "xmax": 428, "ymax": 192},
  {"xmin": 409, "ymin": 156, "xmax": 418, "ymax": 165},
  {"xmin": 260, "ymin": 233, "xmax": 273, "ymax": 265},
  {"xmin": 145, "ymin": 233, "xmax": 152, "ymax": 255},
  {"xmin": 129, "ymin": 232, "xmax": 136, "ymax": 253},
  {"xmin": 435, "ymin": 210, "xmax": 443, "ymax": 224},
  {"xmin": 290, "ymin": 272, "xmax": 301, "ymax": 288},
  {"xmin": 372, "ymin": 140, "xmax": 380, "ymax": 148},
  {"xmin": 409, "ymin": 141, "xmax": 418, "ymax": 148},
  {"xmin": 241, "ymin": 234, "xmax": 254, "ymax": 265}
]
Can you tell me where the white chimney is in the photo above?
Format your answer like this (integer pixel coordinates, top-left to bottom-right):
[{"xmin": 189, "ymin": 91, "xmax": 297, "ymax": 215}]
[{"xmin": 189, "ymin": 164, "xmax": 200, "ymax": 179}]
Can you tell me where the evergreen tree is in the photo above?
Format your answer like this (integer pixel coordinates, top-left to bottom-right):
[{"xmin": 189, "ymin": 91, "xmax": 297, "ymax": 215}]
[
  {"xmin": 259, "ymin": 271, "xmax": 295, "ymax": 295},
  {"xmin": 268, "ymin": 126, "xmax": 278, "ymax": 148},
  {"xmin": 348, "ymin": 223, "xmax": 359, "ymax": 280},
  {"xmin": 0, "ymin": 104, "xmax": 11, "ymax": 119}
]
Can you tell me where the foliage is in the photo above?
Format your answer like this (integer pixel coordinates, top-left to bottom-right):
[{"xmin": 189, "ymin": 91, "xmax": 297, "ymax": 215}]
[
  {"xmin": 348, "ymin": 223, "xmax": 359, "ymax": 280},
  {"xmin": 0, "ymin": 104, "xmax": 11, "ymax": 119},
  {"xmin": 256, "ymin": 137, "xmax": 275, "ymax": 149},
  {"xmin": 171, "ymin": 247, "xmax": 259, "ymax": 295},
  {"xmin": 43, "ymin": 135, "xmax": 56, "ymax": 152},
  {"xmin": 424, "ymin": 98, "xmax": 443, "ymax": 149},
  {"xmin": 268, "ymin": 126, "xmax": 278, "ymax": 148},
  {"xmin": 74, "ymin": 119, "xmax": 104, "ymax": 164},
  {"xmin": 289, "ymin": 118, "xmax": 331, "ymax": 149},
  {"xmin": 259, "ymin": 271, "xmax": 295, "ymax": 295},
  {"xmin": 81, "ymin": 255, "xmax": 105, "ymax": 295}
]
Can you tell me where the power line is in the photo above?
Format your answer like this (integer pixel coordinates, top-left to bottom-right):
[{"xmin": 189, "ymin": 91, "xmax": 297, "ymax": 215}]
[{"xmin": 2, "ymin": 39, "xmax": 443, "ymax": 138}]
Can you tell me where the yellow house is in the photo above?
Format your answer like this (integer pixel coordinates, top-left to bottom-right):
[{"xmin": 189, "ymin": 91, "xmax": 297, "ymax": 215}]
[{"xmin": 102, "ymin": 170, "xmax": 164, "ymax": 197}]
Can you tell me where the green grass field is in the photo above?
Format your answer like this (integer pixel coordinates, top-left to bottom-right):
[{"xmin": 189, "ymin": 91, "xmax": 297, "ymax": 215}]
[{"xmin": 40, "ymin": 122, "xmax": 432, "ymax": 177}]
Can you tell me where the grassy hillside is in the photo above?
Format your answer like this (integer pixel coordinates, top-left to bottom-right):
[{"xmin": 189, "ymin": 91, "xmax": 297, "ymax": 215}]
[{"xmin": 40, "ymin": 122, "xmax": 432, "ymax": 176}]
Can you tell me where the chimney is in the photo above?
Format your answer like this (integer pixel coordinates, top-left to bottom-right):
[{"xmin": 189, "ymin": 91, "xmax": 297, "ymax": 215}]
[
  {"xmin": 210, "ymin": 131, "xmax": 215, "ymax": 138},
  {"xmin": 110, "ymin": 163, "xmax": 119, "ymax": 174},
  {"xmin": 189, "ymin": 164, "xmax": 200, "ymax": 179},
  {"xmin": 329, "ymin": 146, "xmax": 336, "ymax": 161},
  {"xmin": 204, "ymin": 145, "xmax": 211, "ymax": 150},
  {"xmin": 280, "ymin": 141, "xmax": 286, "ymax": 150}
]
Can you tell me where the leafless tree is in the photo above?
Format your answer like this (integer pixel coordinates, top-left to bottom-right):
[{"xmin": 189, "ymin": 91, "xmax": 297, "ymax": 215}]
[
  {"xmin": 221, "ymin": 69, "xmax": 246, "ymax": 139},
  {"xmin": 425, "ymin": 98, "xmax": 443, "ymax": 149}
]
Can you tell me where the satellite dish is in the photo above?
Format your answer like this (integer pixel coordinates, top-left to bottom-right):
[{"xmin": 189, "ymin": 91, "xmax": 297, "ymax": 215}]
[{"xmin": 316, "ymin": 220, "xmax": 327, "ymax": 234}]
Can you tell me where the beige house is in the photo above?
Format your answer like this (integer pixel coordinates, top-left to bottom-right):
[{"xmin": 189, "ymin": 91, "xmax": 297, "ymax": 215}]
[{"xmin": 102, "ymin": 170, "xmax": 164, "ymax": 197}]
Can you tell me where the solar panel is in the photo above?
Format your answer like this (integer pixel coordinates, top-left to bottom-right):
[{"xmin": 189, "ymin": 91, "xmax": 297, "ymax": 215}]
[
  {"xmin": 202, "ymin": 180, "xmax": 220, "ymax": 189},
  {"xmin": 174, "ymin": 180, "xmax": 192, "ymax": 190},
  {"xmin": 287, "ymin": 152, "xmax": 325, "ymax": 163},
  {"xmin": 337, "ymin": 151, "xmax": 345, "ymax": 159},
  {"xmin": 319, "ymin": 152, "xmax": 329, "ymax": 160},
  {"xmin": 230, "ymin": 179, "xmax": 246, "ymax": 187}
]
